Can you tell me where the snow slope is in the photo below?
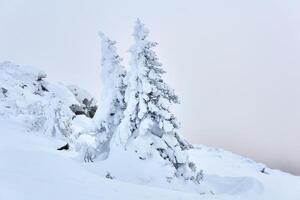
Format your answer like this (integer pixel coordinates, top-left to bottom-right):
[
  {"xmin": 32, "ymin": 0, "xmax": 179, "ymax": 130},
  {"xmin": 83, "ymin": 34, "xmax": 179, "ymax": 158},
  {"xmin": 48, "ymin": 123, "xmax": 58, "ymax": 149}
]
[
  {"xmin": 0, "ymin": 118, "xmax": 205, "ymax": 200},
  {"xmin": 1, "ymin": 118, "xmax": 300, "ymax": 200},
  {"xmin": 1, "ymin": 62, "xmax": 300, "ymax": 199},
  {"xmin": 189, "ymin": 146, "xmax": 300, "ymax": 199}
]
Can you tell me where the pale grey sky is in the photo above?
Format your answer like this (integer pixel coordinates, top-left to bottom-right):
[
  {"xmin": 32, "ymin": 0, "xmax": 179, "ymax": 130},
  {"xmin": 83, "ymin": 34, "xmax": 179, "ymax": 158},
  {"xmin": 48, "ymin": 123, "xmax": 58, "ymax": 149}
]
[{"xmin": 0, "ymin": 0, "xmax": 299, "ymax": 175}]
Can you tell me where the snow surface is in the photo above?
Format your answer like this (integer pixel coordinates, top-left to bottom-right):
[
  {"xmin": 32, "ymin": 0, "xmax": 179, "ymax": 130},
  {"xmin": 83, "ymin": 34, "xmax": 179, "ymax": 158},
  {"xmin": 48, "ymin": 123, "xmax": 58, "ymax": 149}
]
[
  {"xmin": 1, "ymin": 117, "xmax": 300, "ymax": 200},
  {"xmin": 0, "ymin": 118, "xmax": 203, "ymax": 200},
  {"xmin": 189, "ymin": 146, "xmax": 300, "ymax": 199}
]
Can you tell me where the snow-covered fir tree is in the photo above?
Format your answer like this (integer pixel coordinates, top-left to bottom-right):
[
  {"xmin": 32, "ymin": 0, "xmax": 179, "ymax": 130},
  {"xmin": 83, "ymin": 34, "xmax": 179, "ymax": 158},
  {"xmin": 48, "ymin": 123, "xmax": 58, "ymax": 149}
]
[
  {"xmin": 93, "ymin": 32, "xmax": 127, "ymax": 159},
  {"xmin": 112, "ymin": 19, "xmax": 199, "ymax": 182}
]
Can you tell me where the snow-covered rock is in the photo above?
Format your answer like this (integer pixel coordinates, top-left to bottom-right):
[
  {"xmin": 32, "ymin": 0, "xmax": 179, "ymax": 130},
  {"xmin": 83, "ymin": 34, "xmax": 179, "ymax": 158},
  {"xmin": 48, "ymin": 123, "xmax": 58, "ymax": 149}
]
[
  {"xmin": 0, "ymin": 61, "xmax": 91, "ymax": 141},
  {"xmin": 68, "ymin": 85, "xmax": 98, "ymax": 118}
]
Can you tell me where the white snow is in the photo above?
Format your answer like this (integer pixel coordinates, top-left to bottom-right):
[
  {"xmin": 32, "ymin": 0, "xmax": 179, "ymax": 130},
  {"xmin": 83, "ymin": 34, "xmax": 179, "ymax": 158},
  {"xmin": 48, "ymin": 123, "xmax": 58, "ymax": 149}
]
[
  {"xmin": 189, "ymin": 145, "xmax": 300, "ymax": 199},
  {"xmin": 0, "ymin": 119, "xmax": 204, "ymax": 200},
  {"xmin": 1, "ymin": 117, "xmax": 299, "ymax": 200}
]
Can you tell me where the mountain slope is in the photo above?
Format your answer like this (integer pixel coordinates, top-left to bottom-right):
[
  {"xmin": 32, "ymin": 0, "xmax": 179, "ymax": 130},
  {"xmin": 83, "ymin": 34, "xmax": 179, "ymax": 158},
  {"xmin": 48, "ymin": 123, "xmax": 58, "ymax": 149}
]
[
  {"xmin": 1, "ymin": 117, "xmax": 300, "ymax": 200},
  {"xmin": 1, "ymin": 61, "xmax": 300, "ymax": 199}
]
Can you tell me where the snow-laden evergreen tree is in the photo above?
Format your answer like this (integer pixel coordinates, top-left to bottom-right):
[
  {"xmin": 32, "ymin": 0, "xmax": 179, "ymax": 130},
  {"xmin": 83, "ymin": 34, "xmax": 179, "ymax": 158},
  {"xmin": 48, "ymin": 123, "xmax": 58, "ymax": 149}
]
[
  {"xmin": 93, "ymin": 32, "xmax": 127, "ymax": 159},
  {"xmin": 112, "ymin": 19, "xmax": 199, "ymax": 182}
]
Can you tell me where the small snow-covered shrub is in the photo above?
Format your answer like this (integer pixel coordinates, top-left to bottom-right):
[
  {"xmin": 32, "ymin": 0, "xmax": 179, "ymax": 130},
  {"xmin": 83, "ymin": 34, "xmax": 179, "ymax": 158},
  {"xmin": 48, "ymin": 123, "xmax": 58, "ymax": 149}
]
[
  {"xmin": 33, "ymin": 72, "xmax": 48, "ymax": 96},
  {"xmin": 76, "ymin": 133, "xmax": 97, "ymax": 162},
  {"xmin": 27, "ymin": 97, "xmax": 74, "ymax": 139},
  {"xmin": 0, "ymin": 87, "xmax": 8, "ymax": 98}
]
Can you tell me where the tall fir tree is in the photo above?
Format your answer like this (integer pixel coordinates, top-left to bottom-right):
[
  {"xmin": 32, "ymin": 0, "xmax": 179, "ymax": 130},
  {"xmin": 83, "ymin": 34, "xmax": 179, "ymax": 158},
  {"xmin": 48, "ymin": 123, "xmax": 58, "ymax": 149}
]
[
  {"xmin": 112, "ymin": 19, "xmax": 199, "ymax": 182},
  {"xmin": 93, "ymin": 33, "xmax": 127, "ymax": 159}
]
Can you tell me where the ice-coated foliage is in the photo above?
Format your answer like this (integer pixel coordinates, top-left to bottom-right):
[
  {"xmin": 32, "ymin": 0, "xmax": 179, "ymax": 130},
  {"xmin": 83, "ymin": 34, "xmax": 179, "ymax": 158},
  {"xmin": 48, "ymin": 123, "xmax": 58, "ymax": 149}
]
[
  {"xmin": 93, "ymin": 33, "xmax": 127, "ymax": 158},
  {"xmin": 112, "ymin": 19, "xmax": 197, "ymax": 182}
]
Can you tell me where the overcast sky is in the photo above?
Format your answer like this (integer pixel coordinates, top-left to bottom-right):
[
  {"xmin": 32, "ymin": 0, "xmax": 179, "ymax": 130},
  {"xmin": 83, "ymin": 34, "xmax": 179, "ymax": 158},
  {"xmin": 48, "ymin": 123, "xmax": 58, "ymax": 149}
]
[{"xmin": 0, "ymin": 0, "xmax": 299, "ymax": 175}]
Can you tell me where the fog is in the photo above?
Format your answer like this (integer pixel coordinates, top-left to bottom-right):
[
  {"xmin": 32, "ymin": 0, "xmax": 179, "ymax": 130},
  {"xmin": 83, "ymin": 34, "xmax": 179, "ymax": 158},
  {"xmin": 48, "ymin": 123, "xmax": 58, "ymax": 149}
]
[{"xmin": 0, "ymin": 0, "xmax": 299, "ymax": 175}]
